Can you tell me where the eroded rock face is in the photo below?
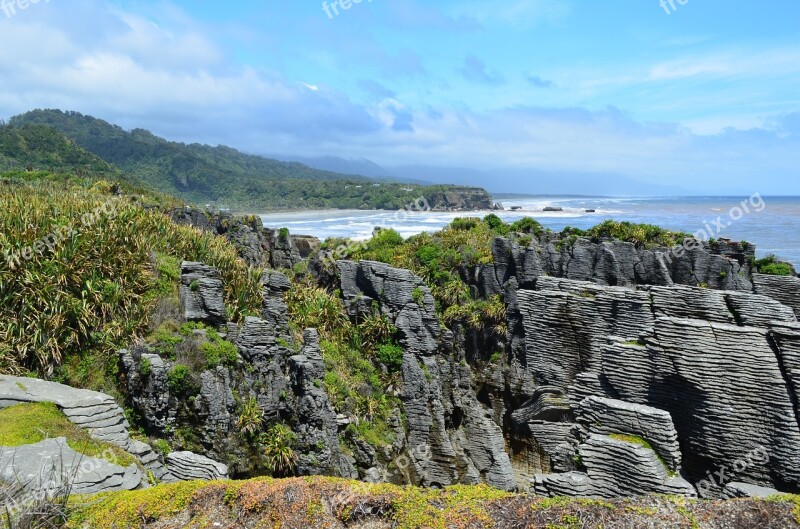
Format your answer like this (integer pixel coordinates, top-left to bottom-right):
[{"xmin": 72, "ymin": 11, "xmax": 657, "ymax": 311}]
[
  {"xmin": 509, "ymin": 275, "xmax": 800, "ymax": 497},
  {"xmin": 180, "ymin": 261, "xmax": 227, "ymax": 325},
  {"xmin": 121, "ymin": 270, "xmax": 352, "ymax": 480},
  {"xmin": 337, "ymin": 260, "xmax": 516, "ymax": 491},
  {"xmin": 163, "ymin": 452, "xmax": 229, "ymax": 482},
  {"xmin": 115, "ymin": 238, "xmax": 800, "ymax": 499},
  {"xmin": 168, "ymin": 208, "xmax": 319, "ymax": 268},
  {"xmin": 481, "ymin": 236, "xmax": 755, "ymax": 296}
]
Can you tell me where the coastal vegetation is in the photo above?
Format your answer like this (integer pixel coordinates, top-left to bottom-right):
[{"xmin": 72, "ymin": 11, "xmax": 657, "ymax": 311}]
[
  {"xmin": 63, "ymin": 476, "xmax": 800, "ymax": 529},
  {"xmin": 0, "ymin": 170, "xmax": 262, "ymax": 391}
]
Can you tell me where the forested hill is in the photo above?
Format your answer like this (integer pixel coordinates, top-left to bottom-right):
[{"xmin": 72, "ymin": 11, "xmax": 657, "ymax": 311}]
[
  {"xmin": 0, "ymin": 123, "xmax": 119, "ymax": 177},
  {"xmin": 8, "ymin": 109, "xmax": 493, "ymax": 211}
]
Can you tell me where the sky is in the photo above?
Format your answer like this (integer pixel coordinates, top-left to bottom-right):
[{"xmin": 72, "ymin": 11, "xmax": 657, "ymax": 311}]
[{"xmin": 0, "ymin": 0, "xmax": 799, "ymax": 194}]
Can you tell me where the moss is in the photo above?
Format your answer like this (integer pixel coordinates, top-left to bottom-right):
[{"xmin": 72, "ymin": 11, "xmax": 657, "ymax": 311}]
[
  {"xmin": 622, "ymin": 340, "xmax": 646, "ymax": 348},
  {"xmin": 0, "ymin": 403, "xmax": 136, "ymax": 467},
  {"xmin": 67, "ymin": 480, "xmax": 209, "ymax": 529},
  {"xmin": 609, "ymin": 434, "xmax": 675, "ymax": 476}
]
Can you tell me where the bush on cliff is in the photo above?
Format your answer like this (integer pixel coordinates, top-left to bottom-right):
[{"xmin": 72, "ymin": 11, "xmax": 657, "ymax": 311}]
[
  {"xmin": 0, "ymin": 172, "xmax": 262, "ymax": 390},
  {"xmin": 286, "ymin": 274, "xmax": 400, "ymax": 447},
  {"xmin": 754, "ymin": 254, "xmax": 796, "ymax": 276}
]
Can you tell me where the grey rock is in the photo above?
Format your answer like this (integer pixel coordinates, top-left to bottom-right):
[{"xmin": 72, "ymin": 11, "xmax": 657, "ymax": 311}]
[
  {"xmin": 164, "ymin": 451, "xmax": 229, "ymax": 482},
  {"xmin": 0, "ymin": 438, "xmax": 142, "ymax": 495},
  {"xmin": 0, "ymin": 376, "xmax": 132, "ymax": 450},
  {"xmin": 180, "ymin": 261, "xmax": 227, "ymax": 325},
  {"xmin": 289, "ymin": 329, "xmax": 357, "ymax": 479},
  {"xmin": 722, "ymin": 482, "xmax": 781, "ymax": 499},
  {"xmin": 267, "ymin": 229, "xmax": 303, "ymax": 269},
  {"xmin": 576, "ymin": 396, "xmax": 682, "ymax": 472},
  {"xmin": 753, "ymin": 273, "xmax": 800, "ymax": 319}
]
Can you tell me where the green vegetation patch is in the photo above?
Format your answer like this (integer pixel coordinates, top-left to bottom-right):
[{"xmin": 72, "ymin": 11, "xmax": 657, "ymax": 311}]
[
  {"xmin": 754, "ymin": 255, "xmax": 795, "ymax": 276},
  {"xmin": 0, "ymin": 402, "xmax": 135, "ymax": 466},
  {"xmin": 286, "ymin": 276, "xmax": 400, "ymax": 447},
  {"xmin": 0, "ymin": 173, "xmax": 262, "ymax": 389}
]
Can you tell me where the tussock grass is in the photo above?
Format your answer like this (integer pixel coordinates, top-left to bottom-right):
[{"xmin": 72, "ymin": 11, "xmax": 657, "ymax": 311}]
[{"xmin": 0, "ymin": 173, "xmax": 262, "ymax": 387}]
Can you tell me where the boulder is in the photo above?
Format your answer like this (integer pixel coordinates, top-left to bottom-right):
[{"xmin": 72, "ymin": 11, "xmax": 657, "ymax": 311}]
[{"xmin": 164, "ymin": 452, "xmax": 229, "ymax": 482}]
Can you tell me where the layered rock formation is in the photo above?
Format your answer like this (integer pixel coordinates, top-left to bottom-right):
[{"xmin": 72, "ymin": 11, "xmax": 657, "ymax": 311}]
[
  {"xmin": 111, "ymin": 229, "xmax": 800, "ymax": 499},
  {"xmin": 168, "ymin": 207, "xmax": 311, "ymax": 268},
  {"xmin": 0, "ymin": 376, "xmax": 228, "ymax": 495},
  {"xmin": 0, "ymin": 438, "xmax": 143, "ymax": 495},
  {"xmin": 120, "ymin": 265, "xmax": 354, "ymax": 479}
]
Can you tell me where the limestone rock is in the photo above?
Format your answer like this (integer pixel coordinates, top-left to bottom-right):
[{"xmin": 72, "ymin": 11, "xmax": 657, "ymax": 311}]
[
  {"xmin": 576, "ymin": 397, "xmax": 682, "ymax": 472},
  {"xmin": 0, "ymin": 375, "xmax": 132, "ymax": 450},
  {"xmin": 753, "ymin": 273, "xmax": 800, "ymax": 319},
  {"xmin": 180, "ymin": 261, "xmax": 227, "ymax": 325},
  {"xmin": 164, "ymin": 452, "xmax": 229, "ymax": 482},
  {"xmin": 722, "ymin": 482, "xmax": 781, "ymax": 499},
  {"xmin": 0, "ymin": 438, "xmax": 142, "ymax": 495}
]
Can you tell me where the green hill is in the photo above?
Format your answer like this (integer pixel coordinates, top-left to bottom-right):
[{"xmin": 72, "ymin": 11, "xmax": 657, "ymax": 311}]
[
  {"xmin": 9, "ymin": 109, "xmax": 492, "ymax": 211},
  {"xmin": 0, "ymin": 123, "xmax": 119, "ymax": 176}
]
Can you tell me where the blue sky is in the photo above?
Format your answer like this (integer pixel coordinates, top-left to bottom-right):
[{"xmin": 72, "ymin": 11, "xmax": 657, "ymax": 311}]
[{"xmin": 1, "ymin": 0, "xmax": 799, "ymax": 194}]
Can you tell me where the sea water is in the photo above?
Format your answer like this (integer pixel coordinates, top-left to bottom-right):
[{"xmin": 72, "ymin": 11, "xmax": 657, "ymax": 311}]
[{"xmin": 260, "ymin": 195, "xmax": 800, "ymax": 267}]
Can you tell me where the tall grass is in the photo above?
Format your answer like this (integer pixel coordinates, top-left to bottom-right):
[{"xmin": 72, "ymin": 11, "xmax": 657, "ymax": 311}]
[{"xmin": 0, "ymin": 175, "xmax": 262, "ymax": 380}]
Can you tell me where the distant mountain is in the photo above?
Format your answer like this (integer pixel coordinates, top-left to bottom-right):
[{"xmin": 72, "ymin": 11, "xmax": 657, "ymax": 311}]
[
  {"xmin": 274, "ymin": 155, "xmax": 692, "ymax": 197},
  {"xmin": 387, "ymin": 166, "xmax": 692, "ymax": 196},
  {"xmin": 8, "ymin": 110, "xmax": 490, "ymax": 211}
]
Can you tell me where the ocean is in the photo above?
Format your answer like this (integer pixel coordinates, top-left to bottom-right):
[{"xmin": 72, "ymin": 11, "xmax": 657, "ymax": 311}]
[{"xmin": 259, "ymin": 195, "xmax": 800, "ymax": 267}]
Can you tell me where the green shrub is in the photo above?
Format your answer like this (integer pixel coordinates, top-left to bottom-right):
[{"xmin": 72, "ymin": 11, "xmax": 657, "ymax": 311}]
[
  {"xmin": 261, "ymin": 423, "xmax": 298, "ymax": 477},
  {"xmin": 237, "ymin": 397, "xmax": 264, "ymax": 437},
  {"xmin": 450, "ymin": 217, "xmax": 480, "ymax": 231},
  {"xmin": 152, "ymin": 438, "xmax": 171, "ymax": 457},
  {"xmin": 140, "ymin": 357, "xmax": 152, "ymax": 377},
  {"xmin": 483, "ymin": 214, "xmax": 509, "ymax": 235},
  {"xmin": 167, "ymin": 364, "xmax": 197, "ymax": 395},
  {"xmin": 0, "ymin": 174, "xmax": 263, "ymax": 380},
  {"xmin": 278, "ymin": 227, "xmax": 290, "ymax": 240},
  {"xmin": 754, "ymin": 255, "xmax": 795, "ymax": 276},
  {"xmin": 201, "ymin": 339, "xmax": 238, "ymax": 369},
  {"xmin": 510, "ymin": 217, "xmax": 544, "ymax": 235},
  {"xmin": 412, "ymin": 286, "xmax": 425, "ymax": 305},
  {"xmin": 376, "ymin": 343, "xmax": 405, "ymax": 371}
]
